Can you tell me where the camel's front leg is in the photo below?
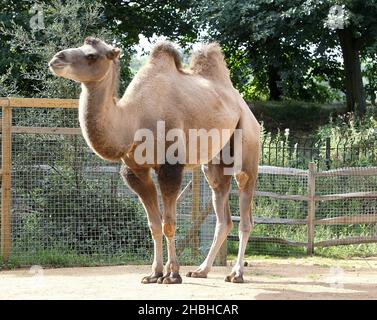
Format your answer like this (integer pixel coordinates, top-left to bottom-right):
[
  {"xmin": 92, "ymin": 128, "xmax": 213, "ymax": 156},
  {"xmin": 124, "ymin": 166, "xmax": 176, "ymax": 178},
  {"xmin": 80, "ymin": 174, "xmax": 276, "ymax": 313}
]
[
  {"xmin": 120, "ymin": 166, "xmax": 163, "ymax": 284},
  {"xmin": 157, "ymin": 164, "xmax": 184, "ymax": 284}
]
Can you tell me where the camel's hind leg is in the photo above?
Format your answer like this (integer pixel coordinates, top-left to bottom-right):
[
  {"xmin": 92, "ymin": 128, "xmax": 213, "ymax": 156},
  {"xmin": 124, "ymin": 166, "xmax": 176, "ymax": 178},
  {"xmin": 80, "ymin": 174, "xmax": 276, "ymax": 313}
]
[
  {"xmin": 186, "ymin": 162, "xmax": 232, "ymax": 278},
  {"xmin": 225, "ymin": 165, "xmax": 258, "ymax": 283}
]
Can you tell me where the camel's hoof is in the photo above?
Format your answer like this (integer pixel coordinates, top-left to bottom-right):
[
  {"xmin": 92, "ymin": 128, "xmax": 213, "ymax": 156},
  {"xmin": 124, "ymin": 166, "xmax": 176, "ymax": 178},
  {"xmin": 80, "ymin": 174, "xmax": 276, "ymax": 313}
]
[
  {"xmin": 186, "ymin": 271, "xmax": 207, "ymax": 278},
  {"xmin": 225, "ymin": 273, "xmax": 244, "ymax": 283},
  {"xmin": 232, "ymin": 275, "xmax": 244, "ymax": 283},
  {"xmin": 158, "ymin": 272, "xmax": 182, "ymax": 284},
  {"xmin": 141, "ymin": 272, "xmax": 164, "ymax": 284},
  {"xmin": 157, "ymin": 274, "xmax": 167, "ymax": 284}
]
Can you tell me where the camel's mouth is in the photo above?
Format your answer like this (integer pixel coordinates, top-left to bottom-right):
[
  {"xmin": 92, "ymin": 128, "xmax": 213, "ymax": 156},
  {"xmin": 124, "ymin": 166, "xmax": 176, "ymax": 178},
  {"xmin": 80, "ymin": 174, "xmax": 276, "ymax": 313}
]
[
  {"xmin": 48, "ymin": 55, "xmax": 70, "ymax": 70},
  {"xmin": 49, "ymin": 63, "xmax": 69, "ymax": 69},
  {"xmin": 48, "ymin": 60, "xmax": 71, "ymax": 77}
]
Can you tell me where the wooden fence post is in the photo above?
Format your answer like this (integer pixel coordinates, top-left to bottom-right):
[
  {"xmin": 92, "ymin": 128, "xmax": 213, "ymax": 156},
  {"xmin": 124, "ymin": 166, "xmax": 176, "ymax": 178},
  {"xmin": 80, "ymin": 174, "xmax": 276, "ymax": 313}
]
[
  {"xmin": 307, "ymin": 162, "xmax": 316, "ymax": 255},
  {"xmin": 1, "ymin": 105, "xmax": 12, "ymax": 265},
  {"xmin": 191, "ymin": 167, "xmax": 201, "ymax": 257}
]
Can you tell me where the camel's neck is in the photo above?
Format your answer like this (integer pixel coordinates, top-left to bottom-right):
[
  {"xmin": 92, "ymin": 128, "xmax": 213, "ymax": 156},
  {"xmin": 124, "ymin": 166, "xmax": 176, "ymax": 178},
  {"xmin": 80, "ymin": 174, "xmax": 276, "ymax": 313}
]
[{"xmin": 79, "ymin": 63, "xmax": 125, "ymax": 161}]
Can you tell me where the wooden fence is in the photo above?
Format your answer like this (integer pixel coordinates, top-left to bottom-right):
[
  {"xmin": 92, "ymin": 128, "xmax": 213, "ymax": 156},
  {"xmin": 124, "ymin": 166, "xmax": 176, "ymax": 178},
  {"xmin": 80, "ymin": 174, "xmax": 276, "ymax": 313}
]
[
  {"xmin": 1, "ymin": 98, "xmax": 377, "ymax": 265},
  {"xmin": 230, "ymin": 164, "xmax": 377, "ymax": 255}
]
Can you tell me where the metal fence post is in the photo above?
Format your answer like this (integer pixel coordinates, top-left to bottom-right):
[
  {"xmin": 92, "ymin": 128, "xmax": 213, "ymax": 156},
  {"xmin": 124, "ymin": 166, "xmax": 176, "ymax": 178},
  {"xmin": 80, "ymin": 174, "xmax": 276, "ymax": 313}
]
[
  {"xmin": 325, "ymin": 137, "xmax": 331, "ymax": 170},
  {"xmin": 307, "ymin": 162, "xmax": 316, "ymax": 255},
  {"xmin": 1, "ymin": 104, "xmax": 12, "ymax": 265}
]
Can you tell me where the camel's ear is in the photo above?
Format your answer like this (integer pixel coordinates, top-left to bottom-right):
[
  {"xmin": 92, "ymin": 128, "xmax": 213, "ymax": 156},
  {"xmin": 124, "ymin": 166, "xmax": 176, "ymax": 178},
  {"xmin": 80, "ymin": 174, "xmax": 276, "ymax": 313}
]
[{"xmin": 106, "ymin": 48, "xmax": 121, "ymax": 60}]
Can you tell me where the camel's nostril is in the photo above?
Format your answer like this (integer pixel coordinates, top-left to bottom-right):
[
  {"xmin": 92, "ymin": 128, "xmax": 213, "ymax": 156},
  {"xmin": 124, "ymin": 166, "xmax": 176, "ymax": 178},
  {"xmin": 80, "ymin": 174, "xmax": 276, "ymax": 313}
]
[{"xmin": 56, "ymin": 52, "xmax": 66, "ymax": 60}]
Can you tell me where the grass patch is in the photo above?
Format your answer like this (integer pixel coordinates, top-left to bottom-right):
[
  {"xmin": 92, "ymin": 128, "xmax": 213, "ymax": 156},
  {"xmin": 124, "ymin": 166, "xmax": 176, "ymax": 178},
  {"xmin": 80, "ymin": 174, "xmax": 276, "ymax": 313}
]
[{"xmin": 1, "ymin": 247, "xmax": 152, "ymax": 269}]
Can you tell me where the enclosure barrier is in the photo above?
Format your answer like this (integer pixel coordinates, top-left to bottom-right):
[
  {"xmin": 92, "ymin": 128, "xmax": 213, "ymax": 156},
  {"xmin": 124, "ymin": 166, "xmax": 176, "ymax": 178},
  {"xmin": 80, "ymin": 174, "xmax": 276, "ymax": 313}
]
[
  {"xmin": 0, "ymin": 98, "xmax": 79, "ymax": 263},
  {"xmin": 227, "ymin": 164, "xmax": 377, "ymax": 255},
  {"xmin": 1, "ymin": 98, "xmax": 377, "ymax": 266}
]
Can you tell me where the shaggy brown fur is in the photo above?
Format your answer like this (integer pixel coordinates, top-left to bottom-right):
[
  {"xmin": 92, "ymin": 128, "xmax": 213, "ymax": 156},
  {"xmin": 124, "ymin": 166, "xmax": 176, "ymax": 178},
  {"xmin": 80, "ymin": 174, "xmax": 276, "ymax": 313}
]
[
  {"xmin": 149, "ymin": 41, "xmax": 182, "ymax": 70},
  {"xmin": 189, "ymin": 43, "xmax": 231, "ymax": 84},
  {"xmin": 84, "ymin": 36, "xmax": 100, "ymax": 46}
]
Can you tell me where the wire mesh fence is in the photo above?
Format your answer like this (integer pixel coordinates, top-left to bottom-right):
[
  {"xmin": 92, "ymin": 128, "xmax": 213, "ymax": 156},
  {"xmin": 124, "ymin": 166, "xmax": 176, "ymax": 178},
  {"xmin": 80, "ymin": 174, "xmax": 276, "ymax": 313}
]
[
  {"xmin": 260, "ymin": 133, "xmax": 377, "ymax": 170},
  {"xmin": 1, "ymin": 98, "xmax": 377, "ymax": 268}
]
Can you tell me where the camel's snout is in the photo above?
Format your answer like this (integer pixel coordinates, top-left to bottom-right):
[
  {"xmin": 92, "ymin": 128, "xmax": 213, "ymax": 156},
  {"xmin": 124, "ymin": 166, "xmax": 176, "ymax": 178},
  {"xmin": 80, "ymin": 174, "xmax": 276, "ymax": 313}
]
[{"xmin": 49, "ymin": 51, "xmax": 69, "ymax": 70}]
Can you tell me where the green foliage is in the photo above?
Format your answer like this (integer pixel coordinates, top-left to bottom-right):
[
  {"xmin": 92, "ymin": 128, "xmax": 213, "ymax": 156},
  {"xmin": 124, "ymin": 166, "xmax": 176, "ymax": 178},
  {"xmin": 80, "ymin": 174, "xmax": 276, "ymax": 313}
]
[
  {"xmin": 0, "ymin": 0, "xmax": 133, "ymax": 98},
  {"xmin": 317, "ymin": 111, "xmax": 377, "ymax": 146},
  {"xmin": 191, "ymin": 0, "xmax": 344, "ymax": 102},
  {"xmin": 253, "ymin": 100, "xmax": 344, "ymax": 134},
  {"xmin": 315, "ymin": 110, "xmax": 377, "ymax": 167},
  {"xmin": 363, "ymin": 50, "xmax": 377, "ymax": 103},
  {"xmin": 102, "ymin": 0, "xmax": 197, "ymax": 46},
  {"xmin": 188, "ymin": 0, "xmax": 377, "ymax": 109}
]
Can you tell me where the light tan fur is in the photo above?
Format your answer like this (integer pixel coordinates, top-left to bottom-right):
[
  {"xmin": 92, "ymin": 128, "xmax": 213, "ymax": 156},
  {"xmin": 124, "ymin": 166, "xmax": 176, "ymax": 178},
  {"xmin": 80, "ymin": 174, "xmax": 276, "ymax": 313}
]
[{"xmin": 49, "ymin": 38, "xmax": 260, "ymax": 284}]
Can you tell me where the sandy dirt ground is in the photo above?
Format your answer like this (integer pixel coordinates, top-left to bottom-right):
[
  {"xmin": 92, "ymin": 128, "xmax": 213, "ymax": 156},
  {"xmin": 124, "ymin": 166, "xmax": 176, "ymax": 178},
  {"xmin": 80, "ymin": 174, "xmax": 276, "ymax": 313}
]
[{"xmin": 1, "ymin": 257, "xmax": 377, "ymax": 300}]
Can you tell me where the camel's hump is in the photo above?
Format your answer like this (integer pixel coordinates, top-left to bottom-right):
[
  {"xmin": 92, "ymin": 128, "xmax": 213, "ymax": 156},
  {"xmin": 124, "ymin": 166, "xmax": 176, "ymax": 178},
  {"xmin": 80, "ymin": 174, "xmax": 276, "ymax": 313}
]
[
  {"xmin": 189, "ymin": 42, "xmax": 231, "ymax": 84},
  {"xmin": 149, "ymin": 41, "xmax": 182, "ymax": 70}
]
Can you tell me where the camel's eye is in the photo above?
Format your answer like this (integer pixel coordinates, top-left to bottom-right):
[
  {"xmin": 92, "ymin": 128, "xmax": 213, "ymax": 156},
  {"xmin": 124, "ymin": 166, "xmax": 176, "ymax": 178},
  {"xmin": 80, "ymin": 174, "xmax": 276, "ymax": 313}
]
[{"xmin": 86, "ymin": 53, "xmax": 98, "ymax": 61}]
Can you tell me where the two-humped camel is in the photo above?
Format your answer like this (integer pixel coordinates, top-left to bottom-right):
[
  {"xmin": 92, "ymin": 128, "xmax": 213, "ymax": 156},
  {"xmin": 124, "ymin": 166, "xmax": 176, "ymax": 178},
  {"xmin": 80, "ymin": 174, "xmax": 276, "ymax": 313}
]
[{"xmin": 49, "ymin": 37, "xmax": 260, "ymax": 284}]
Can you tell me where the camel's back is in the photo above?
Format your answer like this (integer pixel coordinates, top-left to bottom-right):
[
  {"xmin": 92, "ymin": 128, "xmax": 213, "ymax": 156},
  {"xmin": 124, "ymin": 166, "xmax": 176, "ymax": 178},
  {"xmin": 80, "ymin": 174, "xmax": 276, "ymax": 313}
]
[
  {"xmin": 120, "ymin": 40, "xmax": 245, "ymax": 135},
  {"xmin": 118, "ymin": 51, "xmax": 259, "ymax": 166},
  {"xmin": 123, "ymin": 65, "xmax": 241, "ymax": 130}
]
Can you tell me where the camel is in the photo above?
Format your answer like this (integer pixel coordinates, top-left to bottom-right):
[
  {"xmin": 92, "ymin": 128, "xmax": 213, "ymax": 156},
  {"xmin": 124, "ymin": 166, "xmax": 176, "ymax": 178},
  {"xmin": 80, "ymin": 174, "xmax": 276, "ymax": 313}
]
[{"xmin": 49, "ymin": 37, "xmax": 260, "ymax": 284}]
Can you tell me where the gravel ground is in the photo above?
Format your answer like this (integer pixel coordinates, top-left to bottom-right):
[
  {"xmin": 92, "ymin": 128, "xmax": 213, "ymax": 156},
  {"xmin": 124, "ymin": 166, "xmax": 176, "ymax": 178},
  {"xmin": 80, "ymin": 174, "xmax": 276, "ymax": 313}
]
[{"xmin": 1, "ymin": 257, "xmax": 377, "ymax": 300}]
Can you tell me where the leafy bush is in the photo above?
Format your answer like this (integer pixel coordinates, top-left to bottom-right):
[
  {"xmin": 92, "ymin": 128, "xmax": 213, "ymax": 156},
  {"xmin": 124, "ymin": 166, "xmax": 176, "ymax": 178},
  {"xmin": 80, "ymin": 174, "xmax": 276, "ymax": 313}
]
[{"xmin": 252, "ymin": 100, "xmax": 344, "ymax": 133}]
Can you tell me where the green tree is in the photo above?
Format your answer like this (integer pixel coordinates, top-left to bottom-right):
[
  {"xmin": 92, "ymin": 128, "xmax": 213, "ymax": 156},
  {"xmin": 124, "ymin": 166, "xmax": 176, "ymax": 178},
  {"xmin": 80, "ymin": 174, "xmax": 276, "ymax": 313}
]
[
  {"xmin": 102, "ymin": 0, "xmax": 197, "ymax": 46},
  {"xmin": 0, "ymin": 0, "xmax": 126, "ymax": 98},
  {"xmin": 191, "ymin": 0, "xmax": 377, "ymax": 113},
  {"xmin": 0, "ymin": 0, "xmax": 39, "ymax": 96},
  {"xmin": 0, "ymin": 0, "xmax": 196, "ymax": 97},
  {"xmin": 324, "ymin": 1, "xmax": 377, "ymax": 115},
  {"xmin": 192, "ymin": 0, "xmax": 342, "ymax": 102},
  {"xmin": 363, "ymin": 53, "xmax": 377, "ymax": 106}
]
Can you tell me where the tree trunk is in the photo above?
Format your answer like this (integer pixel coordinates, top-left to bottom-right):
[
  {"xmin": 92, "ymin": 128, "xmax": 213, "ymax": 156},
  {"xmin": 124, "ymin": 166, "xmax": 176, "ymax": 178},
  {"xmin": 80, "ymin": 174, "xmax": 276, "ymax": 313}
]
[
  {"xmin": 265, "ymin": 37, "xmax": 283, "ymax": 101},
  {"xmin": 267, "ymin": 64, "xmax": 282, "ymax": 100},
  {"xmin": 337, "ymin": 28, "xmax": 366, "ymax": 116},
  {"xmin": 371, "ymin": 89, "xmax": 376, "ymax": 107}
]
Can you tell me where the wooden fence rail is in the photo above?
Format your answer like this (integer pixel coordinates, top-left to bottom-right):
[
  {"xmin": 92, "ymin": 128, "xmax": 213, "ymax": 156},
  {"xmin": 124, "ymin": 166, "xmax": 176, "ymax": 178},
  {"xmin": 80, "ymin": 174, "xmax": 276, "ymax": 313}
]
[
  {"xmin": 1, "ymin": 98, "xmax": 377, "ymax": 265},
  {"xmin": 229, "ymin": 163, "xmax": 377, "ymax": 255}
]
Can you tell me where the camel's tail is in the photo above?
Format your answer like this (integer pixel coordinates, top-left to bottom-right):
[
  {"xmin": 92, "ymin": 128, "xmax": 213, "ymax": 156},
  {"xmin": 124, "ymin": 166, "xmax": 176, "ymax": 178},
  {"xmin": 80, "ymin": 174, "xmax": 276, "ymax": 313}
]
[
  {"xmin": 149, "ymin": 41, "xmax": 182, "ymax": 70},
  {"xmin": 189, "ymin": 43, "xmax": 231, "ymax": 83}
]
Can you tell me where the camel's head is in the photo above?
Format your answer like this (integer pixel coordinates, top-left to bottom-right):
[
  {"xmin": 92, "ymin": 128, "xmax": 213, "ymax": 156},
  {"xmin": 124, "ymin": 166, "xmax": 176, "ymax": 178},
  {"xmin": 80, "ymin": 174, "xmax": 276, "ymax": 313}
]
[{"xmin": 48, "ymin": 37, "xmax": 121, "ymax": 83}]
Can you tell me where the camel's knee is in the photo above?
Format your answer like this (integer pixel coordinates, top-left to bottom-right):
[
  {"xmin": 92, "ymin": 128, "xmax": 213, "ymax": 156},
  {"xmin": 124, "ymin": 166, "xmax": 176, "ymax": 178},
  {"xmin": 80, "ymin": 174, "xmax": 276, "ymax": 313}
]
[
  {"xmin": 238, "ymin": 220, "xmax": 253, "ymax": 233},
  {"xmin": 203, "ymin": 167, "xmax": 231, "ymax": 194},
  {"xmin": 216, "ymin": 221, "xmax": 232, "ymax": 236},
  {"xmin": 162, "ymin": 221, "xmax": 176, "ymax": 239},
  {"xmin": 148, "ymin": 221, "xmax": 162, "ymax": 240},
  {"xmin": 235, "ymin": 169, "xmax": 258, "ymax": 193}
]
